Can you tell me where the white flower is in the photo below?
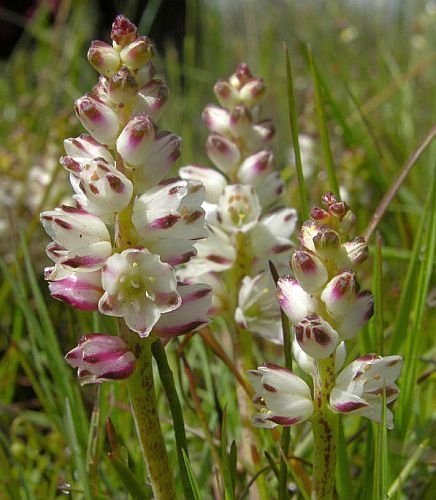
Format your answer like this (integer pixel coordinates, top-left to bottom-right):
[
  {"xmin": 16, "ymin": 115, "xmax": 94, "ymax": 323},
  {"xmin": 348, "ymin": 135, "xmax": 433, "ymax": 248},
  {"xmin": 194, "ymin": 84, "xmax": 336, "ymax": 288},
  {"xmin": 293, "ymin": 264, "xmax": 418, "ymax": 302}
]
[
  {"xmin": 276, "ymin": 275, "xmax": 317, "ymax": 324},
  {"xmin": 294, "ymin": 314, "xmax": 339, "ymax": 359},
  {"xmin": 330, "ymin": 354, "xmax": 403, "ymax": 429},
  {"xmin": 98, "ymin": 248, "xmax": 181, "ymax": 336},
  {"xmin": 248, "ymin": 363, "xmax": 314, "ymax": 427},
  {"xmin": 216, "ymin": 184, "xmax": 261, "ymax": 233}
]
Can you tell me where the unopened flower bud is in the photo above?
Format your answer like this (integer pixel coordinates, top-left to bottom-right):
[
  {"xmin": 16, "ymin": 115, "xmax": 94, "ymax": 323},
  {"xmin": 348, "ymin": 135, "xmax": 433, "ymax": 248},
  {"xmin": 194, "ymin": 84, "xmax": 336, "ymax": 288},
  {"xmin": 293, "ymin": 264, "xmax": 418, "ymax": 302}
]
[
  {"xmin": 321, "ymin": 191, "xmax": 338, "ymax": 207},
  {"xmin": 135, "ymin": 62, "xmax": 156, "ymax": 87},
  {"xmin": 229, "ymin": 62, "xmax": 253, "ymax": 89},
  {"xmin": 91, "ymin": 76, "xmax": 111, "ymax": 104},
  {"xmin": 342, "ymin": 236, "xmax": 368, "ymax": 266},
  {"xmin": 120, "ymin": 36, "xmax": 153, "ymax": 70},
  {"xmin": 321, "ymin": 270, "xmax": 358, "ymax": 316},
  {"xmin": 246, "ymin": 120, "xmax": 275, "ymax": 150},
  {"xmin": 239, "ymin": 78, "xmax": 266, "ymax": 107},
  {"xmin": 202, "ymin": 104, "xmax": 230, "ymax": 134},
  {"xmin": 214, "ymin": 79, "xmax": 239, "ymax": 108},
  {"xmin": 237, "ymin": 150, "xmax": 273, "ymax": 184},
  {"xmin": 298, "ymin": 220, "xmax": 318, "ymax": 252},
  {"xmin": 294, "ymin": 314, "xmax": 339, "ymax": 359},
  {"xmin": 313, "ymin": 226, "xmax": 341, "ymax": 258},
  {"xmin": 87, "ymin": 41, "xmax": 120, "ymax": 77},
  {"xmin": 108, "ymin": 66, "xmax": 137, "ymax": 103},
  {"xmin": 133, "ymin": 79, "xmax": 168, "ymax": 119},
  {"xmin": 206, "ymin": 134, "xmax": 240, "ymax": 173},
  {"xmin": 63, "ymin": 134, "xmax": 114, "ymax": 164},
  {"xmin": 310, "ymin": 206, "xmax": 330, "ymax": 225},
  {"xmin": 339, "ymin": 209, "xmax": 357, "ymax": 236},
  {"xmin": 328, "ymin": 201, "xmax": 348, "ymax": 221},
  {"xmin": 111, "ymin": 15, "xmax": 137, "ymax": 48},
  {"xmin": 338, "ymin": 290, "xmax": 374, "ymax": 339},
  {"xmin": 291, "ymin": 250, "xmax": 328, "ymax": 294},
  {"xmin": 179, "ymin": 165, "xmax": 227, "ymax": 204},
  {"xmin": 74, "ymin": 95, "xmax": 120, "ymax": 146},
  {"xmin": 65, "ymin": 334, "xmax": 136, "ymax": 385},
  {"xmin": 229, "ymin": 105, "xmax": 252, "ymax": 138}
]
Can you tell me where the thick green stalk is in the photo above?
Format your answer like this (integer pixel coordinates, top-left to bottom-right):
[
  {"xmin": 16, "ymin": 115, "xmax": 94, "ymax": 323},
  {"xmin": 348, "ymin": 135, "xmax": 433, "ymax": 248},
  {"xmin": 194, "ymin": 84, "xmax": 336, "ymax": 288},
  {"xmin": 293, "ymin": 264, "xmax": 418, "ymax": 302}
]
[
  {"xmin": 120, "ymin": 325, "xmax": 177, "ymax": 500},
  {"xmin": 311, "ymin": 355, "xmax": 338, "ymax": 500}
]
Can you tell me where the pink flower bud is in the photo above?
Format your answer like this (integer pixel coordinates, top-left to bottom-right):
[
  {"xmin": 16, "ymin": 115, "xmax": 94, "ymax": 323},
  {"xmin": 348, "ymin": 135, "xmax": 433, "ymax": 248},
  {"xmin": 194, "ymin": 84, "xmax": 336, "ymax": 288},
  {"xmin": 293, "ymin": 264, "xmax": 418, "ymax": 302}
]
[
  {"xmin": 132, "ymin": 79, "xmax": 169, "ymax": 119},
  {"xmin": 321, "ymin": 191, "xmax": 338, "ymax": 206},
  {"xmin": 46, "ymin": 266, "xmax": 103, "ymax": 311},
  {"xmin": 116, "ymin": 115, "xmax": 181, "ymax": 188},
  {"xmin": 229, "ymin": 105, "xmax": 252, "ymax": 138},
  {"xmin": 153, "ymin": 283, "xmax": 212, "ymax": 339},
  {"xmin": 214, "ymin": 79, "xmax": 239, "ymax": 108},
  {"xmin": 120, "ymin": 36, "xmax": 153, "ymax": 70},
  {"xmin": 108, "ymin": 67, "xmax": 137, "ymax": 103},
  {"xmin": 87, "ymin": 41, "xmax": 120, "ymax": 77},
  {"xmin": 237, "ymin": 150, "xmax": 273, "ymax": 184},
  {"xmin": 276, "ymin": 275, "xmax": 317, "ymax": 324},
  {"xmin": 205, "ymin": 134, "xmax": 240, "ymax": 173},
  {"xmin": 74, "ymin": 95, "xmax": 120, "ymax": 146},
  {"xmin": 291, "ymin": 250, "xmax": 328, "ymax": 294},
  {"xmin": 312, "ymin": 226, "xmax": 341, "ymax": 258},
  {"xmin": 63, "ymin": 134, "xmax": 114, "ymax": 164},
  {"xmin": 339, "ymin": 210, "xmax": 357, "ymax": 236},
  {"xmin": 229, "ymin": 62, "xmax": 253, "ymax": 89},
  {"xmin": 320, "ymin": 270, "xmax": 358, "ymax": 316},
  {"xmin": 202, "ymin": 104, "xmax": 230, "ymax": 134},
  {"xmin": 294, "ymin": 314, "xmax": 339, "ymax": 359},
  {"xmin": 111, "ymin": 15, "xmax": 137, "ymax": 48},
  {"xmin": 65, "ymin": 334, "xmax": 136, "ymax": 385},
  {"xmin": 310, "ymin": 206, "xmax": 330, "ymax": 225},
  {"xmin": 239, "ymin": 78, "xmax": 266, "ymax": 108},
  {"xmin": 135, "ymin": 62, "xmax": 156, "ymax": 87}
]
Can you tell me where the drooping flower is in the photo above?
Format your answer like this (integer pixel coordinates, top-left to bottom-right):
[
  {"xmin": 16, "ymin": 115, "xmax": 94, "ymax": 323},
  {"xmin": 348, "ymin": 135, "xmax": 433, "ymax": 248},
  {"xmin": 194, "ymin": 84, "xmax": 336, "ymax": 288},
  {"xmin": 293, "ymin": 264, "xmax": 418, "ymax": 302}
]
[
  {"xmin": 65, "ymin": 334, "xmax": 136, "ymax": 385},
  {"xmin": 330, "ymin": 354, "xmax": 403, "ymax": 429},
  {"xmin": 248, "ymin": 363, "xmax": 314, "ymax": 427}
]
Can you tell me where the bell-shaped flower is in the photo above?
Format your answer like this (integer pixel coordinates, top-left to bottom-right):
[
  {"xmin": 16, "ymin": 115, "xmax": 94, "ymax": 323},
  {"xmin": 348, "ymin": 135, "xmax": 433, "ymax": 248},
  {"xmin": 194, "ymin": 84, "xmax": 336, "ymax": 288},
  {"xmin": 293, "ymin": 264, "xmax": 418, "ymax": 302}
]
[
  {"xmin": 98, "ymin": 248, "xmax": 181, "ymax": 336},
  {"xmin": 202, "ymin": 104, "xmax": 230, "ymax": 135},
  {"xmin": 87, "ymin": 41, "xmax": 121, "ymax": 78},
  {"xmin": 217, "ymin": 184, "xmax": 261, "ymax": 233},
  {"xmin": 45, "ymin": 266, "xmax": 103, "ymax": 311},
  {"xmin": 248, "ymin": 363, "xmax": 314, "ymax": 427},
  {"xmin": 132, "ymin": 79, "xmax": 168, "ymax": 120},
  {"xmin": 321, "ymin": 270, "xmax": 358, "ymax": 316},
  {"xmin": 235, "ymin": 272, "xmax": 283, "ymax": 344},
  {"xmin": 294, "ymin": 314, "xmax": 339, "ymax": 359},
  {"xmin": 132, "ymin": 178, "xmax": 206, "ymax": 264},
  {"xmin": 179, "ymin": 165, "xmax": 227, "ymax": 204},
  {"xmin": 41, "ymin": 205, "xmax": 112, "ymax": 270},
  {"xmin": 153, "ymin": 283, "xmax": 212, "ymax": 340},
  {"xmin": 276, "ymin": 275, "xmax": 317, "ymax": 324},
  {"xmin": 206, "ymin": 134, "xmax": 240, "ymax": 174},
  {"xmin": 63, "ymin": 134, "xmax": 114, "ymax": 167},
  {"xmin": 65, "ymin": 334, "xmax": 136, "ymax": 385},
  {"xmin": 213, "ymin": 79, "xmax": 240, "ymax": 108},
  {"xmin": 330, "ymin": 354, "xmax": 403, "ymax": 429},
  {"xmin": 74, "ymin": 94, "xmax": 120, "ymax": 146},
  {"xmin": 292, "ymin": 338, "xmax": 346, "ymax": 376},
  {"xmin": 116, "ymin": 114, "xmax": 181, "ymax": 190},
  {"xmin": 65, "ymin": 158, "xmax": 133, "ymax": 216},
  {"xmin": 291, "ymin": 250, "xmax": 328, "ymax": 295}
]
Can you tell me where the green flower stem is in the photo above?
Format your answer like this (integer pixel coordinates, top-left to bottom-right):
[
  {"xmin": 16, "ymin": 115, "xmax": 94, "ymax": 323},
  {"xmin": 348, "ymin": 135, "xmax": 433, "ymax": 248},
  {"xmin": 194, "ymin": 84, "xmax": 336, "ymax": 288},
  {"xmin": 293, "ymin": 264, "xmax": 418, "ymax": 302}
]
[
  {"xmin": 311, "ymin": 355, "xmax": 338, "ymax": 500},
  {"xmin": 120, "ymin": 324, "xmax": 177, "ymax": 500}
]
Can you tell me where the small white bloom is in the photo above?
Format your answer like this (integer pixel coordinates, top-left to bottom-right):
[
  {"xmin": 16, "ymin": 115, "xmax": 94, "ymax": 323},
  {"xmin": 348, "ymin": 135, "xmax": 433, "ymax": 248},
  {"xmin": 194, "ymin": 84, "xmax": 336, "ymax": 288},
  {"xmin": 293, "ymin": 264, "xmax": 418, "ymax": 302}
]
[
  {"xmin": 217, "ymin": 184, "xmax": 261, "ymax": 233},
  {"xmin": 276, "ymin": 275, "xmax": 317, "ymax": 324}
]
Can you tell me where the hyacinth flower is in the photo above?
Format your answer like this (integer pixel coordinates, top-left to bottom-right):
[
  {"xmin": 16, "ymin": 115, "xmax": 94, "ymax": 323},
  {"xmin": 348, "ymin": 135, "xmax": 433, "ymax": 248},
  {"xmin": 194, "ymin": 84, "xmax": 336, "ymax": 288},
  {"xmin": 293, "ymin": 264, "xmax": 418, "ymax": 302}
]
[
  {"xmin": 40, "ymin": 15, "xmax": 211, "ymax": 498},
  {"xmin": 249, "ymin": 194, "xmax": 403, "ymax": 500}
]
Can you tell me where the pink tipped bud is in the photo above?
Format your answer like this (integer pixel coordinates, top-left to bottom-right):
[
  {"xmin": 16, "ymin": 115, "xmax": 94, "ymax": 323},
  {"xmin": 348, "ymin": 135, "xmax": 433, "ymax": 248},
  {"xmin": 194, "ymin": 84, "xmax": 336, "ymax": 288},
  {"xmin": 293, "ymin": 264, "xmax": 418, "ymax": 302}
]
[
  {"xmin": 111, "ymin": 15, "xmax": 137, "ymax": 48},
  {"xmin": 116, "ymin": 114, "xmax": 156, "ymax": 165},
  {"xmin": 321, "ymin": 270, "xmax": 358, "ymax": 316},
  {"xmin": 229, "ymin": 105, "xmax": 253, "ymax": 138},
  {"xmin": 74, "ymin": 95, "xmax": 120, "ymax": 146},
  {"xmin": 298, "ymin": 220, "xmax": 318, "ymax": 252},
  {"xmin": 329, "ymin": 201, "xmax": 348, "ymax": 221},
  {"xmin": 310, "ymin": 206, "xmax": 330, "ymax": 225},
  {"xmin": 65, "ymin": 334, "xmax": 136, "ymax": 385},
  {"xmin": 237, "ymin": 150, "xmax": 273, "ymax": 184},
  {"xmin": 63, "ymin": 134, "xmax": 114, "ymax": 164},
  {"xmin": 91, "ymin": 76, "xmax": 111, "ymax": 104},
  {"xmin": 239, "ymin": 79, "xmax": 266, "ymax": 107},
  {"xmin": 205, "ymin": 134, "xmax": 240, "ymax": 173},
  {"xmin": 108, "ymin": 67, "xmax": 137, "ymax": 103},
  {"xmin": 321, "ymin": 191, "xmax": 338, "ymax": 207},
  {"xmin": 229, "ymin": 62, "xmax": 253, "ymax": 89},
  {"xmin": 214, "ymin": 79, "xmax": 239, "ymax": 108},
  {"xmin": 294, "ymin": 314, "xmax": 339, "ymax": 359},
  {"xmin": 339, "ymin": 210, "xmax": 357, "ymax": 236},
  {"xmin": 291, "ymin": 250, "xmax": 328, "ymax": 294},
  {"xmin": 135, "ymin": 62, "xmax": 156, "ymax": 87},
  {"xmin": 133, "ymin": 79, "xmax": 169, "ymax": 119},
  {"xmin": 338, "ymin": 290, "xmax": 374, "ymax": 339},
  {"xmin": 313, "ymin": 226, "xmax": 341, "ymax": 258},
  {"xmin": 246, "ymin": 119, "xmax": 275, "ymax": 150},
  {"xmin": 202, "ymin": 104, "xmax": 230, "ymax": 134},
  {"xmin": 120, "ymin": 36, "xmax": 153, "ymax": 70},
  {"xmin": 87, "ymin": 41, "xmax": 121, "ymax": 77},
  {"xmin": 342, "ymin": 236, "xmax": 368, "ymax": 266}
]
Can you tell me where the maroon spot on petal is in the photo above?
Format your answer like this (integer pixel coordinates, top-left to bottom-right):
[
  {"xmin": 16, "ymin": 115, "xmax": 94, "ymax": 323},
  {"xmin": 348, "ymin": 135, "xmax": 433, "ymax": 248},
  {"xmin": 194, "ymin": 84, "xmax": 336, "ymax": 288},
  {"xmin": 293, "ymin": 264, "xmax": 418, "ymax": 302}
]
[
  {"xmin": 62, "ymin": 255, "xmax": 103, "ymax": 268},
  {"xmin": 157, "ymin": 320, "xmax": 206, "ymax": 338},
  {"xmin": 207, "ymin": 254, "xmax": 232, "ymax": 264},
  {"xmin": 356, "ymin": 353, "xmax": 379, "ymax": 362},
  {"xmin": 83, "ymin": 349, "xmax": 126, "ymax": 364},
  {"xmin": 334, "ymin": 401, "xmax": 368, "ymax": 413},
  {"xmin": 313, "ymin": 327, "xmax": 331, "ymax": 345},
  {"xmin": 262, "ymin": 383, "xmax": 277, "ymax": 393},
  {"xmin": 89, "ymin": 183, "xmax": 100, "ymax": 195},
  {"xmin": 107, "ymin": 174, "xmax": 125, "ymax": 193},
  {"xmin": 184, "ymin": 288, "xmax": 211, "ymax": 303},
  {"xmin": 184, "ymin": 210, "xmax": 203, "ymax": 224},
  {"xmin": 101, "ymin": 362, "xmax": 136, "ymax": 380},
  {"xmin": 268, "ymin": 415, "xmax": 301, "ymax": 426},
  {"xmin": 149, "ymin": 214, "xmax": 181, "ymax": 230},
  {"xmin": 272, "ymin": 244, "xmax": 292, "ymax": 254},
  {"xmin": 295, "ymin": 325, "xmax": 304, "ymax": 343},
  {"xmin": 169, "ymin": 185, "xmax": 183, "ymax": 195},
  {"xmin": 50, "ymin": 292, "xmax": 99, "ymax": 311},
  {"xmin": 284, "ymin": 212, "xmax": 296, "ymax": 222},
  {"xmin": 262, "ymin": 362, "xmax": 293, "ymax": 374},
  {"xmin": 54, "ymin": 218, "xmax": 73, "ymax": 230}
]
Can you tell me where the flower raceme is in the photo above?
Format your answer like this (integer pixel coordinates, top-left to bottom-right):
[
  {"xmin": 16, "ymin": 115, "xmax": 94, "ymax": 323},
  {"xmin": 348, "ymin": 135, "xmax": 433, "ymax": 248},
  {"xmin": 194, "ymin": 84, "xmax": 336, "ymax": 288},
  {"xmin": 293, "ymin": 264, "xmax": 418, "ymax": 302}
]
[{"xmin": 41, "ymin": 15, "xmax": 211, "ymax": 383}]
